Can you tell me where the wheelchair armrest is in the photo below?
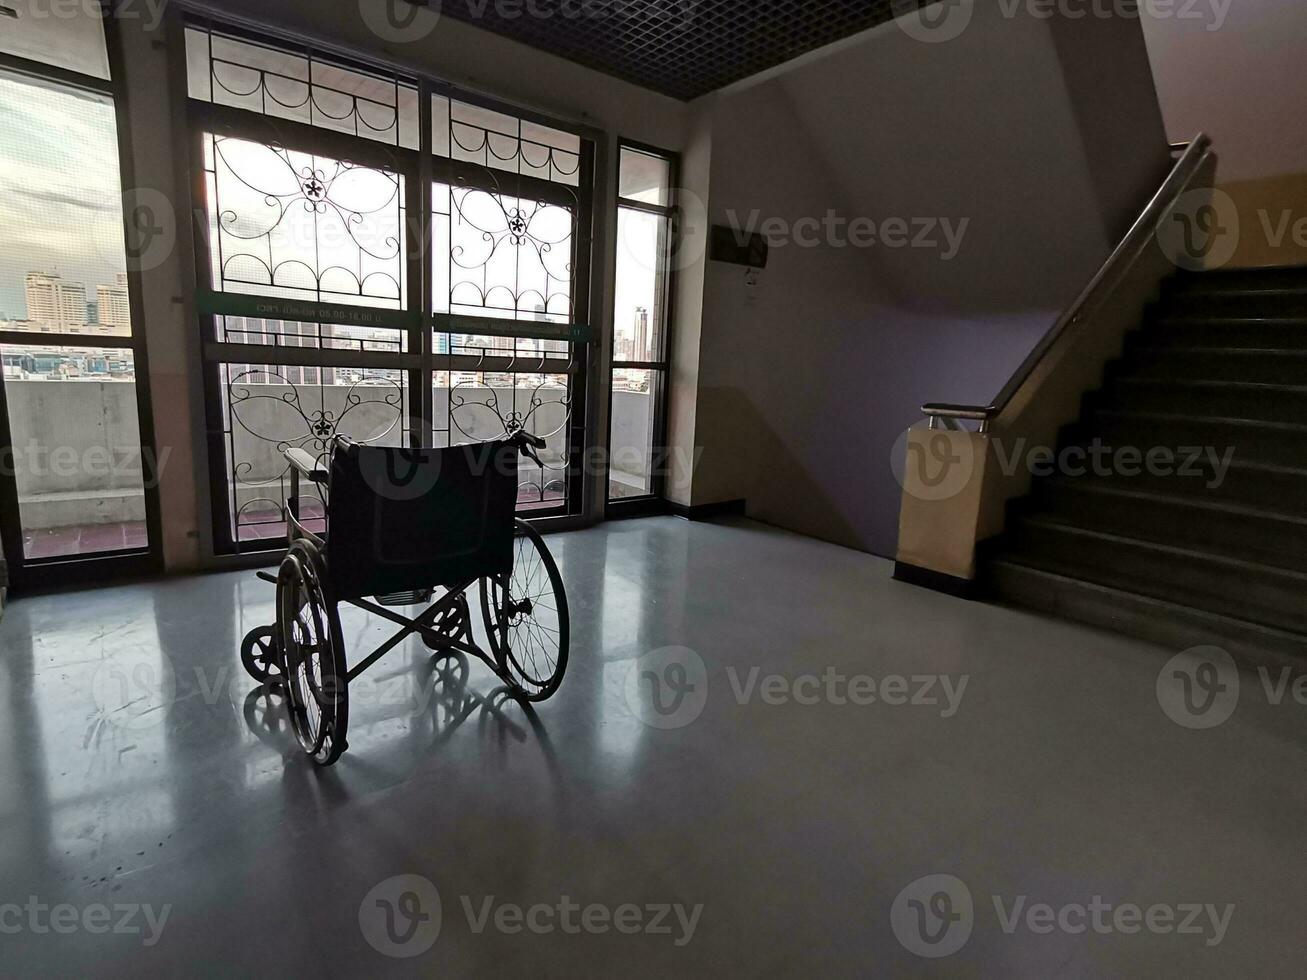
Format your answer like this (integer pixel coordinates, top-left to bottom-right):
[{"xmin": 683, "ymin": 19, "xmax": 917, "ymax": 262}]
[{"xmin": 284, "ymin": 448, "xmax": 329, "ymax": 484}]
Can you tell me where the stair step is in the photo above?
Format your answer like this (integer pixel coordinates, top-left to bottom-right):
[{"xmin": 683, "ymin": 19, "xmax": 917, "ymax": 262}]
[
  {"xmin": 1100, "ymin": 378, "xmax": 1307, "ymax": 422},
  {"xmin": 1005, "ymin": 517, "xmax": 1307, "ymax": 632},
  {"xmin": 1032, "ymin": 478, "xmax": 1307, "ymax": 572},
  {"xmin": 980, "ymin": 268, "xmax": 1307, "ymax": 661},
  {"xmin": 988, "ymin": 559, "xmax": 1307, "ymax": 669},
  {"xmin": 1090, "ymin": 409, "xmax": 1307, "ymax": 470},
  {"xmin": 1022, "ymin": 456, "xmax": 1307, "ymax": 520},
  {"xmin": 1163, "ymin": 291, "xmax": 1307, "ymax": 319},
  {"xmin": 1146, "ymin": 317, "xmax": 1307, "ymax": 350},
  {"xmin": 1124, "ymin": 347, "xmax": 1307, "ymax": 384},
  {"xmin": 1172, "ymin": 267, "xmax": 1307, "ymax": 293}
]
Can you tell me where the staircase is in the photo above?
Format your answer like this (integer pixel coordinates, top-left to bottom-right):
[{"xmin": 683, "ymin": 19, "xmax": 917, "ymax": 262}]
[{"xmin": 986, "ymin": 265, "xmax": 1307, "ymax": 665}]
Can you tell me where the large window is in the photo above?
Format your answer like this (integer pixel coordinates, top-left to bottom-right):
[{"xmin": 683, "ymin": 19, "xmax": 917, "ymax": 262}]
[
  {"xmin": 0, "ymin": 6, "xmax": 159, "ymax": 580},
  {"xmin": 609, "ymin": 144, "xmax": 675, "ymax": 503},
  {"xmin": 183, "ymin": 21, "xmax": 595, "ymax": 552}
]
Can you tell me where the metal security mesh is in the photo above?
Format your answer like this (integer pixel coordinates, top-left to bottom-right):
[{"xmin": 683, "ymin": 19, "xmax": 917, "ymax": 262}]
[{"xmin": 434, "ymin": 0, "xmax": 901, "ymax": 101}]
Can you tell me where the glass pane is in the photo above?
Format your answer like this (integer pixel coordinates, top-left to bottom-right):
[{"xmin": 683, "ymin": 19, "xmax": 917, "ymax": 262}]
[
  {"xmin": 219, "ymin": 363, "xmax": 410, "ymax": 546},
  {"xmin": 203, "ymin": 134, "xmax": 408, "ymax": 310},
  {"xmin": 614, "ymin": 208, "xmax": 667, "ymax": 362},
  {"xmin": 434, "ymin": 371, "xmax": 572, "ymax": 513},
  {"xmin": 215, "ymin": 315, "xmax": 407, "ymax": 353},
  {"xmin": 2, "ymin": 345, "xmax": 147, "ymax": 559},
  {"xmin": 619, "ymin": 148, "xmax": 670, "ymax": 206},
  {"xmin": 0, "ymin": 0, "xmax": 110, "ymax": 81},
  {"xmin": 0, "ymin": 71, "xmax": 133, "ymax": 337},
  {"xmin": 185, "ymin": 27, "xmax": 419, "ymax": 149},
  {"xmin": 610, "ymin": 369, "xmax": 658, "ymax": 500},
  {"xmin": 433, "ymin": 96, "xmax": 582, "ymax": 187},
  {"xmin": 434, "ymin": 182, "xmax": 576, "ymax": 324},
  {"xmin": 436, "ymin": 328, "xmax": 569, "ymax": 360}
]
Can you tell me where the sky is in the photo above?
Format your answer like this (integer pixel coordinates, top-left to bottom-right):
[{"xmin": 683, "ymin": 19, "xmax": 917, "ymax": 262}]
[
  {"xmin": 0, "ymin": 72, "xmax": 128, "ymax": 322},
  {"xmin": 614, "ymin": 208, "xmax": 661, "ymax": 354}
]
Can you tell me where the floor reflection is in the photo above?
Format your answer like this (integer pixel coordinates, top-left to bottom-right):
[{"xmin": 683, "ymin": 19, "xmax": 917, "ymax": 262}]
[
  {"xmin": 5, "ymin": 517, "xmax": 1295, "ymax": 976},
  {"xmin": 239, "ymin": 652, "xmax": 559, "ymax": 790}
]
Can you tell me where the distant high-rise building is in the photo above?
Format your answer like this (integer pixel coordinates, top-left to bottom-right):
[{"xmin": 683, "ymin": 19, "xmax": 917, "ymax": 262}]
[
  {"xmin": 25, "ymin": 272, "xmax": 87, "ymax": 333},
  {"xmin": 221, "ymin": 316, "xmax": 336, "ymax": 387},
  {"xmin": 95, "ymin": 273, "xmax": 131, "ymax": 334},
  {"xmin": 632, "ymin": 306, "xmax": 650, "ymax": 361}
]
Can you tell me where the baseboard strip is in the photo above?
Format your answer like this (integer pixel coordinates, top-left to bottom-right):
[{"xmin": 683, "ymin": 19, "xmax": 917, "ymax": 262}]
[
  {"xmin": 668, "ymin": 499, "xmax": 747, "ymax": 522},
  {"xmin": 893, "ymin": 561, "xmax": 979, "ymax": 599}
]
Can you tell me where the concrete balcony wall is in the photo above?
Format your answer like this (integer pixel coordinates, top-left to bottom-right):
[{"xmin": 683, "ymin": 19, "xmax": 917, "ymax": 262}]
[
  {"xmin": 609, "ymin": 389, "xmax": 655, "ymax": 494},
  {"xmin": 226, "ymin": 383, "xmax": 571, "ymax": 516},
  {"xmin": 7, "ymin": 380, "xmax": 146, "ymax": 530},
  {"xmin": 6, "ymin": 380, "xmax": 651, "ymax": 530}
]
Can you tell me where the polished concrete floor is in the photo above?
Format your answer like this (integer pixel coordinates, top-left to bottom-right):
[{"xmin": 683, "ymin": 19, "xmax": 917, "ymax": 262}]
[{"xmin": 1, "ymin": 517, "xmax": 1304, "ymax": 977}]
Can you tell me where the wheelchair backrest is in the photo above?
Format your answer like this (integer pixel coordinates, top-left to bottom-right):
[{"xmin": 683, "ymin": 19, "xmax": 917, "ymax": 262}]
[{"xmin": 325, "ymin": 440, "xmax": 519, "ymax": 600}]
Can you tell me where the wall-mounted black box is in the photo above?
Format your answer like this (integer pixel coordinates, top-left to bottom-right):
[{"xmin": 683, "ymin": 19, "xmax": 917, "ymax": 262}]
[{"xmin": 710, "ymin": 225, "xmax": 769, "ymax": 268}]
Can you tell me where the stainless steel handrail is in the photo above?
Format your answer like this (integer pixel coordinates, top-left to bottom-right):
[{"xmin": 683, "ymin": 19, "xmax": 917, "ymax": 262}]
[{"xmin": 923, "ymin": 133, "xmax": 1212, "ymax": 434}]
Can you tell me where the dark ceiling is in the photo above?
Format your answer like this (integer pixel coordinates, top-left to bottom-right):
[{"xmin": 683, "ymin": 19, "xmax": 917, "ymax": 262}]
[{"xmin": 431, "ymin": 0, "xmax": 900, "ymax": 101}]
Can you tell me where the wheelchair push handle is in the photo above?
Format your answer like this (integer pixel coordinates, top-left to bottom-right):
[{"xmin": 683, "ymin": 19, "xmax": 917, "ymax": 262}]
[
  {"xmin": 284, "ymin": 447, "xmax": 329, "ymax": 484},
  {"xmin": 283, "ymin": 436, "xmax": 356, "ymax": 482},
  {"xmin": 510, "ymin": 429, "xmax": 547, "ymax": 466}
]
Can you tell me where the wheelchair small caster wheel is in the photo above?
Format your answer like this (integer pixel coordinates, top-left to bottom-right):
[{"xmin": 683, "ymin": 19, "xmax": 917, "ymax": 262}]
[{"xmin": 241, "ymin": 626, "xmax": 284, "ymax": 687}]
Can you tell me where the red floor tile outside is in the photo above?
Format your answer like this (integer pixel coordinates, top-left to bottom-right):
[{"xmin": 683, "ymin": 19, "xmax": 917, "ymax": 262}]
[{"xmin": 23, "ymin": 521, "xmax": 149, "ymax": 560}]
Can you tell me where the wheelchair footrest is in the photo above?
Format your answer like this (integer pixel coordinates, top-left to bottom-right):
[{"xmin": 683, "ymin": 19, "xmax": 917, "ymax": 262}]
[{"xmin": 375, "ymin": 589, "xmax": 435, "ymax": 607}]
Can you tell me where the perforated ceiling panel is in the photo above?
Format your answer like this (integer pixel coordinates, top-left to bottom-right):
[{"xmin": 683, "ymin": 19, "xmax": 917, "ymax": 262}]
[{"xmin": 432, "ymin": 0, "xmax": 900, "ymax": 101}]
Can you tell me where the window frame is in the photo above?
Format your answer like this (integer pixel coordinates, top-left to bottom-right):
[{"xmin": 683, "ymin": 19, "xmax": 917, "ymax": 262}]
[
  {"xmin": 175, "ymin": 14, "xmax": 604, "ymax": 557},
  {"xmin": 607, "ymin": 139, "xmax": 679, "ymax": 513},
  {"xmin": 0, "ymin": 20, "xmax": 165, "ymax": 590}
]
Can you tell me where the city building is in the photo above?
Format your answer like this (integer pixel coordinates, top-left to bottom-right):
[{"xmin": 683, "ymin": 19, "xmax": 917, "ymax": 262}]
[
  {"xmin": 23, "ymin": 271, "xmax": 86, "ymax": 332},
  {"xmin": 95, "ymin": 273, "xmax": 131, "ymax": 334},
  {"xmin": 632, "ymin": 305, "xmax": 649, "ymax": 361}
]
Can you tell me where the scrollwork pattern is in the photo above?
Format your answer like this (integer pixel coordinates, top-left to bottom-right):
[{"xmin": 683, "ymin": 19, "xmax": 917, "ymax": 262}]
[
  {"xmin": 209, "ymin": 136, "xmax": 406, "ymax": 306},
  {"xmin": 225, "ymin": 369, "xmax": 405, "ymax": 538}
]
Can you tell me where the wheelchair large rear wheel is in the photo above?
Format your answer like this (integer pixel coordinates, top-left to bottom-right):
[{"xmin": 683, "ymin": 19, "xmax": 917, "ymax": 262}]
[
  {"xmin": 480, "ymin": 519, "xmax": 569, "ymax": 702},
  {"xmin": 277, "ymin": 541, "xmax": 349, "ymax": 766}
]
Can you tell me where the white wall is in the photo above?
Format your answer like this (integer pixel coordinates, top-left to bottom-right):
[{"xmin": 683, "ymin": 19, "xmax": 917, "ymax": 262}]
[
  {"xmin": 1140, "ymin": 1, "xmax": 1307, "ymax": 266},
  {"xmin": 1141, "ymin": 1, "xmax": 1307, "ymax": 183},
  {"xmin": 684, "ymin": 4, "xmax": 1171, "ymax": 556}
]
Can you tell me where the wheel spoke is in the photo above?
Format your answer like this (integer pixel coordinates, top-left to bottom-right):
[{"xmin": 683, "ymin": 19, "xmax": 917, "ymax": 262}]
[
  {"xmin": 481, "ymin": 524, "xmax": 567, "ymax": 699},
  {"xmin": 278, "ymin": 548, "xmax": 346, "ymax": 764}
]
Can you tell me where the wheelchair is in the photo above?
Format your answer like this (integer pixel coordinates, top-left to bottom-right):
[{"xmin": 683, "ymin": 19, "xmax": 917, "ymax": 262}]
[{"xmin": 239, "ymin": 430, "xmax": 569, "ymax": 766}]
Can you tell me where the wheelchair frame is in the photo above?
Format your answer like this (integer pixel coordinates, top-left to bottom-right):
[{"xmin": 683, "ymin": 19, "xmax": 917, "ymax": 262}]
[{"xmin": 240, "ymin": 433, "xmax": 570, "ymax": 766}]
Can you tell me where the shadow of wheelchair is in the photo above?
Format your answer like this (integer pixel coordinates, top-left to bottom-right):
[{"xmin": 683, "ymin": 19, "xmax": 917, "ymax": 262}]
[{"xmin": 241, "ymin": 649, "xmax": 561, "ymax": 782}]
